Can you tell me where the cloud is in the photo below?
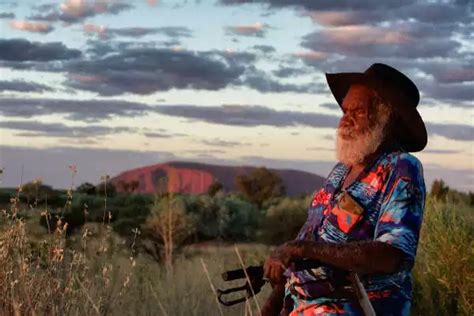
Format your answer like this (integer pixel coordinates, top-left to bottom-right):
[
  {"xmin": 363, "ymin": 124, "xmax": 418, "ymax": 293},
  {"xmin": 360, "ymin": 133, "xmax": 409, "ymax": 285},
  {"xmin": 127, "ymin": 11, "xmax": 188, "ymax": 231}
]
[
  {"xmin": 82, "ymin": 24, "xmax": 193, "ymax": 39},
  {"xmin": 252, "ymin": 45, "xmax": 276, "ymax": 54},
  {"xmin": 143, "ymin": 131, "xmax": 188, "ymax": 138},
  {"xmin": 154, "ymin": 104, "xmax": 341, "ymax": 128},
  {"xmin": 200, "ymin": 138, "xmax": 251, "ymax": 147},
  {"xmin": 9, "ymin": 20, "xmax": 53, "ymax": 33},
  {"xmin": 63, "ymin": 47, "xmax": 249, "ymax": 95},
  {"xmin": 0, "ymin": 39, "xmax": 81, "ymax": 61},
  {"xmin": 0, "ymin": 120, "xmax": 135, "ymax": 138},
  {"xmin": 0, "ymin": 98, "xmax": 155, "ymax": 122},
  {"xmin": 219, "ymin": 0, "xmax": 415, "ymax": 11},
  {"xmin": 28, "ymin": 0, "xmax": 133, "ymax": 23},
  {"xmin": 0, "ymin": 12, "xmax": 15, "ymax": 19},
  {"xmin": 319, "ymin": 102, "xmax": 339, "ymax": 110},
  {"xmin": 272, "ymin": 66, "xmax": 310, "ymax": 78},
  {"xmin": 300, "ymin": 23, "xmax": 461, "ymax": 59},
  {"xmin": 0, "ymin": 80, "xmax": 54, "ymax": 93},
  {"xmin": 426, "ymin": 122, "xmax": 474, "ymax": 142},
  {"xmin": 240, "ymin": 73, "xmax": 324, "ymax": 94},
  {"xmin": 226, "ymin": 22, "xmax": 268, "ymax": 37}
]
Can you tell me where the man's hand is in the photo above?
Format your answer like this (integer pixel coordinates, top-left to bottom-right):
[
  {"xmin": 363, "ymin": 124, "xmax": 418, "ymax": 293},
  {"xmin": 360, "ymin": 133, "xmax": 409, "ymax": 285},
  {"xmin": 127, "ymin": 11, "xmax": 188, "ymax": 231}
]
[
  {"xmin": 263, "ymin": 240, "xmax": 307, "ymax": 284},
  {"xmin": 263, "ymin": 251, "xmax": 287, "ymax": 285}
]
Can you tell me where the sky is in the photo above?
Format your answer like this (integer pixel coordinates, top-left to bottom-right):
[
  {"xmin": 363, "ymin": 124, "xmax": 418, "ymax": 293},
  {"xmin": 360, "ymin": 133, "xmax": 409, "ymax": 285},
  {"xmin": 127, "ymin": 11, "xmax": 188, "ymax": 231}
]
[{"xmin": 0, "ymin": 0, "xmax": 473, "ymax": 192}]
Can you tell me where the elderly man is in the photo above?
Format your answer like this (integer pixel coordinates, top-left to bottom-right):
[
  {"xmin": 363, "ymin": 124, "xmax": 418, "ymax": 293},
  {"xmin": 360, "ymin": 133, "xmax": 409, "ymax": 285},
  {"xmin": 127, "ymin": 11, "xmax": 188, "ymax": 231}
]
[{"xmin": 262, "ymin": 64, "xmax": 427, "ymax": 316}]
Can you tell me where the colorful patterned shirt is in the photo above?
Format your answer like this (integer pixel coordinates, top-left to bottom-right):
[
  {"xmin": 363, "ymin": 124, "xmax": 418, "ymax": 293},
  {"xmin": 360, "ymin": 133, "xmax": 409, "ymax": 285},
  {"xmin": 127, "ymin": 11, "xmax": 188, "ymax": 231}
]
[{"xmin": 282, "ymin": 150, "xmax": 426, "ymax": 316}]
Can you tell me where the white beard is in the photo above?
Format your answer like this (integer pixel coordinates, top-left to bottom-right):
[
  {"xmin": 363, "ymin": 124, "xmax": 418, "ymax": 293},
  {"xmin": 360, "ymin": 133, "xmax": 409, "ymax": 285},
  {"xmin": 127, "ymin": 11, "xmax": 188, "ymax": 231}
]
[{"xmin": 336, "ymin": 110, "xmax": 390, "ymax": 166}]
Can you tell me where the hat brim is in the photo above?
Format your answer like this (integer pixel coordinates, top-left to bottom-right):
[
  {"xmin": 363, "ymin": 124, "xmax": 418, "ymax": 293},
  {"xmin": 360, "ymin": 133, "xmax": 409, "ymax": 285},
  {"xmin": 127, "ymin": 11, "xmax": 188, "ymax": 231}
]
[{"xmin": 325, "ymin": 72, "xmax": 427, "ymax": 152}]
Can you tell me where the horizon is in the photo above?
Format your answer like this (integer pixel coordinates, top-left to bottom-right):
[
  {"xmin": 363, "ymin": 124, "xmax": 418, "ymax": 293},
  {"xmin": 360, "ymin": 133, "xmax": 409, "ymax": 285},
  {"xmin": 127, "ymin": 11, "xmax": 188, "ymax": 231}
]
[{"xmin": 0, "ymin": 0, "xmax": 473, "ymax": 192}]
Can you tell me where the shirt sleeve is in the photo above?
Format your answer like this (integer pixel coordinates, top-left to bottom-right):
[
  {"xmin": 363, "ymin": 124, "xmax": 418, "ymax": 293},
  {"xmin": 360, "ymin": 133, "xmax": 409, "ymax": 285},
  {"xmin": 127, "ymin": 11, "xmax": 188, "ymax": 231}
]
[{"xmin": 374, "ymin": 154, "xmax": 426, "ymax": 268}]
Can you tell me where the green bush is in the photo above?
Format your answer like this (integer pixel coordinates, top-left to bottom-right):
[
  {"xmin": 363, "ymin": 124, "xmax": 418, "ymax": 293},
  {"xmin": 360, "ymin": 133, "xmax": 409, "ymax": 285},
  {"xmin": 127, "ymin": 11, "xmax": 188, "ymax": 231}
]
[
  {"xmin": 258, "ymin": 195, "xmax": 310, "ymax": 245},
  {"xmin": 182, "ymin": 193, "xmax": 262, "ymax": 242}
]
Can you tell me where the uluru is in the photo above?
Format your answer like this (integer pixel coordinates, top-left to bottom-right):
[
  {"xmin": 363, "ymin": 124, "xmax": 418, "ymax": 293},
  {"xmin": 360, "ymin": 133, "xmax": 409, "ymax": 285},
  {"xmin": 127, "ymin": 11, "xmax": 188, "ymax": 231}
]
[{"xmin": 109, "ymin": 161, "xmax": 325, "ymax": 197}]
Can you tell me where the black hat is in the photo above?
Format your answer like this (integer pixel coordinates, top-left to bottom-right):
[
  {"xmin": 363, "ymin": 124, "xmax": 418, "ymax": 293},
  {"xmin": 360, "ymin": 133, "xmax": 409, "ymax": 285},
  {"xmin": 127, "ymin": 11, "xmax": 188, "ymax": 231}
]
[{"xmin": 325, "ymin": 63, "xmax": 427, "ymax": 152}]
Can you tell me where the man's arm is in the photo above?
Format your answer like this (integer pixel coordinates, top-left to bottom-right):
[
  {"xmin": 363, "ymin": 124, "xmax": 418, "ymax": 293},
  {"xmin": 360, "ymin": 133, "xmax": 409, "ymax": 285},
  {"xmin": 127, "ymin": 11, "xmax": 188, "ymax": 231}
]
[
  {"xmin": 277, "ymin": 239, "xmax": 404, "ymax": 274},
  {"xmin": 260, "ymin": 283, "xmax": 285, "ymax": 316}
]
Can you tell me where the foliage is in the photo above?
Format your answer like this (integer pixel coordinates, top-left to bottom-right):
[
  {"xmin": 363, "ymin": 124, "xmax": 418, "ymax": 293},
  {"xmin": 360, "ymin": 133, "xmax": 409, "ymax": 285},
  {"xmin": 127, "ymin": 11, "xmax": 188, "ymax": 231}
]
[
  {"xmin": 96, "ymin": 181, "xmax": 117, "ymax": 197},
  {"xmin": 142, "ymin": 194, "xmax": 195, "ymax": 270},
  {"xmin": 182, "ymin": 192, "xmax": 262, "ymax": 242},
  {"xmin": 207, "ymin": 180, "xmax": 223, "ymax": 197},
  {"xmin": 430, "ymin": 179, "xmax": 450, "ymax": 202},
  {"xmin": 259, "ymin": 196, "xmax": 310, "ymax": 244},
  {"xmin": 20, "ymin": 180, "xmax": 57, "ymax": 207},
  {"xmin": 76, "ymin": 182, "xmax": 96, "ymax": 195},
  {"xmin": 412, "ymin": 197, "xmax": 474, "ymax": 315},
  {"xmin": 235, "ymin": 167, "xmax": 286, "ymax": 208}
]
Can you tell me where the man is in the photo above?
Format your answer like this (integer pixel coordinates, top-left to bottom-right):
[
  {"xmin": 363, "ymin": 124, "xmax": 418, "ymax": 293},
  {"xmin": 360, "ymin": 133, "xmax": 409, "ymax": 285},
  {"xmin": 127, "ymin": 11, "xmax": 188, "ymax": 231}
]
[{"xmin": 262, "ymin": 63, "xmax": 427, "ymax": 316}]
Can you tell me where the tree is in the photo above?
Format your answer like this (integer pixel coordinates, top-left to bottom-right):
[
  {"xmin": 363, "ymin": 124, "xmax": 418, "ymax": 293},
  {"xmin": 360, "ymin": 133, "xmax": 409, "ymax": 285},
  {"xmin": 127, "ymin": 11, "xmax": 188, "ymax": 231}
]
[
  {"xmin": 142, "ymin": 193, "xmax": 195, "ymax": 271},
  {"xmin": 431, "ymin": 179, "xmax": 450, "ymax": 201},
  {"xmin": 235, "ymin": 167, "xmax": 285, "ymax": 208},
  {"xmin": 21, "ymin": 179, "xmax": 55, "ymax": 207},
  {"xmin": 77, "ymin": 182, "xmax": 96, "ymax": 195},
  {"xmin": 96, "ymin": 181, "xmax": 116, "ymax": 197},
  {"xmin": 207, "ymin": 181, "xmax": 223, "ymax": 197}
]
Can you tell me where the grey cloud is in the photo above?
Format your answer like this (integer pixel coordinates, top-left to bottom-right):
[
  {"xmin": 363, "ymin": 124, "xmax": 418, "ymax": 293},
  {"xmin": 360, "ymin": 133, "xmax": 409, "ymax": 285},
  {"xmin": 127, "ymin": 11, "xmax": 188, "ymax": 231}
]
[
  {"xmin": 0, "ymin": 39, "xmax": 81, "ymax": 62},
  {"xmin": 252, "ymin": 45, "xmax": 276, "ymax": 54},
  {"xmin": 0, "ymin": 120, "xmax": 134, "ymax": 138},
  {"xmin": 219, "ymin": 0, "xmax": 415, "ymax": 11},
  {"xmin": 272, "ymin": 66, "xmax": 310, "ymax": 78},
  {"xmin": 0, "ymin": 98, "xmax": 154, "ymax": 122},
  {"xmin": 241, "ymin": 74, "xmax": 323, "ymax": 94},
  {"xmin": 91, "ymin": 26, "xmax": 193, "ymax": 39},
  {"xmin": 298, "ymin": 56, "xmax": 474, "ymax": 103},
  {"xmin": 319, "ymin": 102, "xmax": 339, "ymax": 110},
  {"xmin": 0, "ymin": 80, "xmax": 54, "ymax": 93},
  {"xmin": 28, "ymin": 2, "xmax": 133, "ymax": 23},
  {"xmin": 0, "ymin": 12, "xmax": 14, "ymax": 18},
  {"xmin": 144, "ymin": 131, "xmax": 188, "ymax": 138},
  {"xmin": 154, "ymin": 104, "xmax": 474, "ymax": 143},
  {"xmin": 155, "ymin": 104, "xmax": 341, "ymax": 128},
  {"xmin": 301, "ymin": 27, "xmax": 460, "ymax": 60},
  {"xmin": 63, "ymin": 48, "xmax": 249, "ymax": 95},
  {"xmin": 143, "ymin": 132, "xmax": 173, "ymax": 138},
  {"xmin": 426, "ymin": 122, "xmax": 474, "ymax": 141},
  {"xmin": 226, "ymin": 24, "xmax": 267, "ymax": 38},
  {"xmin": 200, "ymin": 138, "xmax": 250, "ymax": 147},
  {"xmin": 184, "ymin": 149, "xmax": 227, "ymax": 154}
]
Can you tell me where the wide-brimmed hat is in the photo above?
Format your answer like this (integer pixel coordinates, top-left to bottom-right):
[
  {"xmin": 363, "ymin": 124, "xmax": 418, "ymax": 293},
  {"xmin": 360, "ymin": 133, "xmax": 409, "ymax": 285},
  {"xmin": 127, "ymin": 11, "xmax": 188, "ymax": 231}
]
[{"xmin": 325, "ymin": 63, "xmax": 427, "ymax": 152}]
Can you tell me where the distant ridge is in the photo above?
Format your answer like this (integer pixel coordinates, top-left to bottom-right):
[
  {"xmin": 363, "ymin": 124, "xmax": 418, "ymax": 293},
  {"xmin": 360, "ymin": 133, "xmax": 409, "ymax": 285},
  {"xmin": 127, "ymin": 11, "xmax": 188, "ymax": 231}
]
[{"xmin": 109, "ymin": 161, "xmax": 326, "ymax": 197}]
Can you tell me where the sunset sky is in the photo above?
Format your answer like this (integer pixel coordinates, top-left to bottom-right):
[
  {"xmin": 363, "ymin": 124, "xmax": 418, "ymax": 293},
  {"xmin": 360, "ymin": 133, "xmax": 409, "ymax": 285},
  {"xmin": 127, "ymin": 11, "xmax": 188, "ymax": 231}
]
[{"xmin": 0, "ymin": 0, "xmax": 473, "ymax": 191}]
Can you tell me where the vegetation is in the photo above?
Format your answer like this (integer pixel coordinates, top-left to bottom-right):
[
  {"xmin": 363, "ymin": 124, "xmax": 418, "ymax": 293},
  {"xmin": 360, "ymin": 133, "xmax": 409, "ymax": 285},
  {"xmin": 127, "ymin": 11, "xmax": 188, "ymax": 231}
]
[{"xmin": 0, "ymin": 176, "xmax": 472, "ymax": 315}]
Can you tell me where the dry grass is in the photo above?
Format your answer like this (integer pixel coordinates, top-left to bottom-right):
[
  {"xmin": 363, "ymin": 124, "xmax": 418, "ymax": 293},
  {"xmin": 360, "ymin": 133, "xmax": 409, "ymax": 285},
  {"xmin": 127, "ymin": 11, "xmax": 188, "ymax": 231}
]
[{"xmin": 0, "ymin": 180, "xmax": 472, "ymax": 315}]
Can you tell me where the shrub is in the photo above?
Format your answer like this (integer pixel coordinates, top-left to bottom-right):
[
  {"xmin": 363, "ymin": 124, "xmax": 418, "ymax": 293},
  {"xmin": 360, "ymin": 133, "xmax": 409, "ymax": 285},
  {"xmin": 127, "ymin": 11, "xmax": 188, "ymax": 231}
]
[
  {"xmin": 412, "ymin": 197, "xmax": 474, "ymax": 315},
  {"xmin": 258, "ymin": 195, "xmax": 310, "ymax": 245}
]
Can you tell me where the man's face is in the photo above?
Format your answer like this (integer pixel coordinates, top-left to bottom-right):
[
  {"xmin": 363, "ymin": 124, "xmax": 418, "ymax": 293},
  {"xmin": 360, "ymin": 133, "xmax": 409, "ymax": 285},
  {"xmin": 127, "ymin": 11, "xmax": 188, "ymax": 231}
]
[
  {"xmin": 336, "ymin": 84, "xmax": 391, "ymax": 166},
  {"xmin": 338, "ymin": 84, "xmax": 377, "ymax": 140}
]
